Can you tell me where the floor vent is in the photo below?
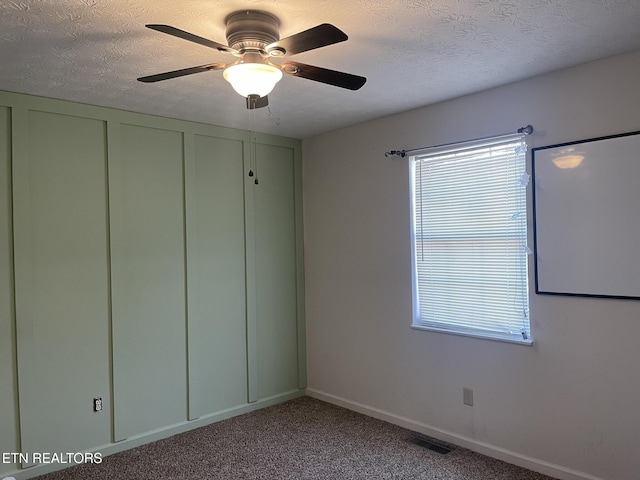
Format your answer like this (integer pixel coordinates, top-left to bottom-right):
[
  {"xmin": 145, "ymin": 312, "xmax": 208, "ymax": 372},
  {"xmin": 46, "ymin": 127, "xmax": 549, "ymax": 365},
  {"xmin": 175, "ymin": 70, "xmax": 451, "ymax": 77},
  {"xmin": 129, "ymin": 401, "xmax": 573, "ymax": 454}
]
[{"xmin": 409, "ymin": 436, "xmax": 452, "ymax": 454}]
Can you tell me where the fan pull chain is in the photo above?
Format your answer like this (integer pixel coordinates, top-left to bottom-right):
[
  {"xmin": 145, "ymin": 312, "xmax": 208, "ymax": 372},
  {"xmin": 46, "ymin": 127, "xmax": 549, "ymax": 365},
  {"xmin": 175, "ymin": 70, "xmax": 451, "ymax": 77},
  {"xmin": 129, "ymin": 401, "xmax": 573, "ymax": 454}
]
[
  {"xmin": 247, "ymin": 97, "xmax": 259, "ymax": 184},
  {"xmin": 253, "ymin": 142, "xmax": 259, "ymax": 184},
  {"xmin": 252, "ymin": 132, "xmax": 259, "ymax": 184},
  {"xmin": 248, "ymin": 99, "xmax": 254, "ymax": 177}
]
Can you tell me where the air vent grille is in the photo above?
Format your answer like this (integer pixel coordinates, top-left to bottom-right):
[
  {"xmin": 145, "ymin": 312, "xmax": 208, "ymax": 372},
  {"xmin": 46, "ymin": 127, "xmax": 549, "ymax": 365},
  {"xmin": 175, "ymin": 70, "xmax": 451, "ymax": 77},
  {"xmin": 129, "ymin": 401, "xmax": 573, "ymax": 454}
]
[{"xmin": 408, "ymin": 436, "xmax": 452, "ymax": 454}]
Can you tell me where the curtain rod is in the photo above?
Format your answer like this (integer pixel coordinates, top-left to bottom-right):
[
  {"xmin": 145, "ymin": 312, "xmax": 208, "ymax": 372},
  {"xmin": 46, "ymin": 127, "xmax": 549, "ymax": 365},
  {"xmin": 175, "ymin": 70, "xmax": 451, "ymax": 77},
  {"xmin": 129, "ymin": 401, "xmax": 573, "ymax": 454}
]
[{"xmin": 384, "ymin": 125, "xmax": 534, "ymax": 158}]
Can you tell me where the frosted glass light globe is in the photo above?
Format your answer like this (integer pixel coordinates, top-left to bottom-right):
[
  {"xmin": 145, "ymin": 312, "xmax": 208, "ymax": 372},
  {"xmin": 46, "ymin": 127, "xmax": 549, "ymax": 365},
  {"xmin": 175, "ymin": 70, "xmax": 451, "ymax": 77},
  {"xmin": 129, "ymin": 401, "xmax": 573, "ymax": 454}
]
[{"xmin": 223, "ymin": 63, "xmax": 283, "ymax": 98}]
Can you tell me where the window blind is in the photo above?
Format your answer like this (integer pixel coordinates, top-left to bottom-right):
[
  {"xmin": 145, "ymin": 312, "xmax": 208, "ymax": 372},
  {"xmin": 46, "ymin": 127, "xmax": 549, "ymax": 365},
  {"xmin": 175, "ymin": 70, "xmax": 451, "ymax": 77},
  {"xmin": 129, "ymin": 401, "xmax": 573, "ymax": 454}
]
[{"xmin": 410, "ymin": 133, "xmax": 530, "ymax": 343}]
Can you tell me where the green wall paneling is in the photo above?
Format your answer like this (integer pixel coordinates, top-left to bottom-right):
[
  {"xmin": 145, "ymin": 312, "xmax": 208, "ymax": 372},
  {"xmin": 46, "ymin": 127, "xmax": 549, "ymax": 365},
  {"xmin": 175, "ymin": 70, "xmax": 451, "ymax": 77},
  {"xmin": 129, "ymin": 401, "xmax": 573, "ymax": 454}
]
[
  {"xmin": 253, "ymin": 143, "xmax": 300, "ymax": 399},
  {"xmin": 292, "ymin": 144, "xmax": 306, "ymax": 390},
  {"xmin": 0, "ymin": 106, "xmax": 19, "ymax": 476},
  {"xmin": 242, "ymin": 138, "xmax": 258, "ymax": 404},
  {"xmin": 0, "ymin": 91, "xmax": 303, "ymax": 478},
  {"xmin": 110, "ymin": 123, "xmax": 188, "ymax": 440},
  {"xmin": 185, "ymin": 133, "xmax": 248, "ymax": 419},
  {"xmin": 12, "ymin": 109, "xmax": 112, "ymax": 464}
]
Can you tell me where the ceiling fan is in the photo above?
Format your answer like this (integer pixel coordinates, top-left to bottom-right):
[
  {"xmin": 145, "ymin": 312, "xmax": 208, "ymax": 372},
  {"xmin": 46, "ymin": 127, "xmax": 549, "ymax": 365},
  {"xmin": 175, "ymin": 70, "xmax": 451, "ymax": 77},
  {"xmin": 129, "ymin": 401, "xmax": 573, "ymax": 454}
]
[{"xmin": 137, "ymin": 10, "xmax": 367, "ymax": 109}]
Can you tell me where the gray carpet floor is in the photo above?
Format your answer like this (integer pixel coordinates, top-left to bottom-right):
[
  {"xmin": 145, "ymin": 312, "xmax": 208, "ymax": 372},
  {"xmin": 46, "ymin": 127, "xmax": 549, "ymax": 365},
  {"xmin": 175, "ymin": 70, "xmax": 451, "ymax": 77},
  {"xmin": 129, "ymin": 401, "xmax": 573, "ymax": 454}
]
[{"xmin": 35, "ymin": 396, "xmax": 556, "ymax": 479}]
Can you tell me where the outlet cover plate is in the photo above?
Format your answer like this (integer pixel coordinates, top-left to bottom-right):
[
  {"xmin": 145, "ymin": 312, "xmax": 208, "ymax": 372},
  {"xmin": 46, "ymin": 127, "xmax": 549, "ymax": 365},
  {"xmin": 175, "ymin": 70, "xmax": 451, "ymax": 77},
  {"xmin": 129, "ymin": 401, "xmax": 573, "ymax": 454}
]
[{"xmin": 463, "ymin": 387, "xmax": 473, "ymax": 406}]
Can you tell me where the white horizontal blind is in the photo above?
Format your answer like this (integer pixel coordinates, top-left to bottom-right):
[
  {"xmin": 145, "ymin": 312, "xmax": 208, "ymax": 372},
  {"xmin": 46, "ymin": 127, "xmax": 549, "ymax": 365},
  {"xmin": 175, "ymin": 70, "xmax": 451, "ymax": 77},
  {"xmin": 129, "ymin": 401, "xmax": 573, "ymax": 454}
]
[{"xmin": 410, "ymin": 133, "xmax": 530, "ymax": 343}]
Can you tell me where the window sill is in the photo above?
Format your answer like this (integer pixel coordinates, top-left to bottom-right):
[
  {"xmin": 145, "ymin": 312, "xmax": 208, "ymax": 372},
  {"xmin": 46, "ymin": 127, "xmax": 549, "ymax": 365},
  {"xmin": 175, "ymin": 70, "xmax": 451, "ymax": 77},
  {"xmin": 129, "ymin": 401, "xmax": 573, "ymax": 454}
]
[{"xmin": 411, "ymin": 324, "xmax": 533, "ymax": 346}]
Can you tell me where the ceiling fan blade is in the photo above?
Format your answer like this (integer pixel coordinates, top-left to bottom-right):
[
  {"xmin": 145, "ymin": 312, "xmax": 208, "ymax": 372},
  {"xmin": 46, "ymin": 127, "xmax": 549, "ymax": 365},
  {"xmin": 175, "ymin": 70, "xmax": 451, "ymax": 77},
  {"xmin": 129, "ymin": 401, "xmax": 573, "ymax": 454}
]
[
  {"xmin": 137, "ymin": 63, "xmax": 226, "ymax": 83},
  {"xmin": 281, "ymin": 61, "xmax": 366, "ymax": 90},
  {"xmin": 246, "ymin": 95, "xmax": 269, "ymax": 109},
  {"xmin": 267, "ymin": 24, "xmax": 347, "ymax": 56},
  {"xmin": 146, "ymin": 24, "xmax": 237, "ymax": 54}
]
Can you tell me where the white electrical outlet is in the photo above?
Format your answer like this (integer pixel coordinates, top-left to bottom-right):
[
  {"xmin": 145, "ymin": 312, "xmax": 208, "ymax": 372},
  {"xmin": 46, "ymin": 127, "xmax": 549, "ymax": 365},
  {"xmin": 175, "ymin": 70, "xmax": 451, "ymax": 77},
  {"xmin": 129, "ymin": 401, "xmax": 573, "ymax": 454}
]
[
  {"xmin": 93, "ymin": 397, "xmax": 103, "ymax": 413},
  {"xmin": 463, "ymin": 387, "xmax": 474, "ymax": 406}
]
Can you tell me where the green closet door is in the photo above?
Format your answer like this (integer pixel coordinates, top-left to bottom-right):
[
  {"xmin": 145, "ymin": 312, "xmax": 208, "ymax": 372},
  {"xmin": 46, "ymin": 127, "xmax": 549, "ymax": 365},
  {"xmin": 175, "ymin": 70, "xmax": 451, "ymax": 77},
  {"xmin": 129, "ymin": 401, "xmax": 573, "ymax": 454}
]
[
  {"xmin": 186, "ymin": 134, "xmax": 247, "ymax": 418},
  {"xmin": 254, "ymin": 144, "xmax": 299, "ymax": 399},
  {"xmin": 110, "ymin": 124, "xmax": 187, "ymax": 440},
  {"xmin": 13, "ymin": 110, "xmax": 111, "ymax": 460},
  {"xmin": 0, "ymin": 107, "xmax": 18, "ymax": 475}
]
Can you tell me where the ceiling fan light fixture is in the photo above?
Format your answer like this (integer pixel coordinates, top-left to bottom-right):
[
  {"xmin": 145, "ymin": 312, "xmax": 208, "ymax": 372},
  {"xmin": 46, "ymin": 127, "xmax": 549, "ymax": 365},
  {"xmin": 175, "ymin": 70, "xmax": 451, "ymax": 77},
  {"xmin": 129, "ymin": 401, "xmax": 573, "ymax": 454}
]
[
  {"xmin": 139, "ymin": 14, "xmax": 366, "ymax": 109},
  {"xmin": 223, "ymin": 63, "xmax": 283, "ymax": 98}
]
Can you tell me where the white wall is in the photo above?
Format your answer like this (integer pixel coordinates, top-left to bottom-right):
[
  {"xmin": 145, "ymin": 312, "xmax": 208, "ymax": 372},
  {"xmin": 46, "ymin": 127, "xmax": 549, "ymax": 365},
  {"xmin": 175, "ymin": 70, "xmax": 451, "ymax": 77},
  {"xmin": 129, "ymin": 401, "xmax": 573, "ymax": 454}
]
[{"xmin": 302, "ymin": 50, "xmax": 640, "ymax": 480}]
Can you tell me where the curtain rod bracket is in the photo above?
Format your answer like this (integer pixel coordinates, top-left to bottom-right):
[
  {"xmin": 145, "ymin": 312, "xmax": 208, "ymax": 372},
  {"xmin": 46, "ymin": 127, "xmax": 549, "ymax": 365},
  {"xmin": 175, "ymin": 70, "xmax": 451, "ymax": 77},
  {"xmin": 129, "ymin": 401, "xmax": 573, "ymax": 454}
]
[
  {"xmin": 517, "ymin": 125, "xmax": 533, "ymax": 135},
  {"xmin": 384, "ymin": 150, "xmax": 407, "ymax": 158}
]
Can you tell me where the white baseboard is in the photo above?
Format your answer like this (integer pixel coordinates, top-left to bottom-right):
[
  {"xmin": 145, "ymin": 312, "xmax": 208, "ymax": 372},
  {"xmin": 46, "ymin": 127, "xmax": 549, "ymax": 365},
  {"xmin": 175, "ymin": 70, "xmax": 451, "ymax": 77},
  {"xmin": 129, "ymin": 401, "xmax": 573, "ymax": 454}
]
[
  {"xmin": 306, "ymin": 388, "xmax": 602, "ymax": 480},
  {"xmin": 4, "ymin": 390, "xmax": 305, "ymax": 480}
]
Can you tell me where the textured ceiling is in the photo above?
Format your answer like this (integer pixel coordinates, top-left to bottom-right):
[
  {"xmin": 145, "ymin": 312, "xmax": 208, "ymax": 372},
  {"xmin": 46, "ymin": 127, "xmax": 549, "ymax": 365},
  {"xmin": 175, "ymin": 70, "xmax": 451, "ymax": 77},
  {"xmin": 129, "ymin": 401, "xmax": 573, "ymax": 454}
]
[{"xmin": 1, "ymin": 0, "xmax": 640, "ymax": 139}]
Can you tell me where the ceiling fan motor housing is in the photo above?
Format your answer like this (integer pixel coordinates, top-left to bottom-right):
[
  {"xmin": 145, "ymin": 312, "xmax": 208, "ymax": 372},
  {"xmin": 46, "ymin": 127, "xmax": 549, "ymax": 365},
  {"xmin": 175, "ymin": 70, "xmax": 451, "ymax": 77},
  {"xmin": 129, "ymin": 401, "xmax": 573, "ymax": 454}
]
[{"xmin": 225, "ymin": 10, "xmax": 280, "ymax": 54}]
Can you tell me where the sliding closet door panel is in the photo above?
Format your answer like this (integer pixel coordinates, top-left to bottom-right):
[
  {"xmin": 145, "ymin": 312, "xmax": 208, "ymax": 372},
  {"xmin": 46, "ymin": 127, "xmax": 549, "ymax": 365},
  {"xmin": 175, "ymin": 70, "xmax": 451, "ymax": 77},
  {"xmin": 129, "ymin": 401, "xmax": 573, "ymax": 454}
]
[
  {"xmin": 13, "ymin": 110, "xmax": 111, "ymax": 457},
  {"xmin": 111, "ymin": 124, "xmax": 187, "ymax": 440},
  {"xmin": 254, "ymin": 144, "xmax": 299, "ymax": 399},
  {"xmin": 187, "ymin": 134, "xmax": 247, "ymax": 418},
  {"xmin": 0, "ymin": 106, "xmax": 18, "ymax": 475}
]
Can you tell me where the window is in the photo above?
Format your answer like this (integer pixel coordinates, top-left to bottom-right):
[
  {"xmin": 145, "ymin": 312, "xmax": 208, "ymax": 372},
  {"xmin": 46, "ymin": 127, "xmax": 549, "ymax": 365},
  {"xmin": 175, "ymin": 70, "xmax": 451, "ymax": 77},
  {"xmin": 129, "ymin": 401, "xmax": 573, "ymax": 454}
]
[{"xmin": 410, "ymin": 133, "xmax": 531, "ymax": 344}]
